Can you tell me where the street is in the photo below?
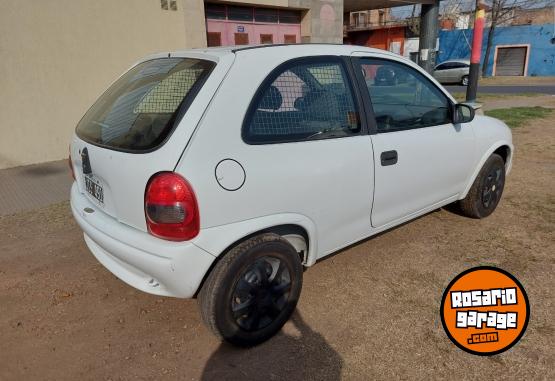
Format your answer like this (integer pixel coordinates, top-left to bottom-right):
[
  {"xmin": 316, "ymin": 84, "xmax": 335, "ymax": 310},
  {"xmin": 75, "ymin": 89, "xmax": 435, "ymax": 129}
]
[{"xmin": 446, "ymin": 85, "xmax": 555, "ymax": 95}]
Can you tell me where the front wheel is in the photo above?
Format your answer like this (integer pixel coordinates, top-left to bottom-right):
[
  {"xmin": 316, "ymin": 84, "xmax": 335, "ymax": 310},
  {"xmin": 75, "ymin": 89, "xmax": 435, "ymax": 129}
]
[
  {"xmin": 461, "ymin": 75, "xmax": 469, "ymax": 86},
  {"xmin": 198, "ymin": 233, "xmax": 303, "ymax": 346},
  {"xmin": 459, "ymin": 153, "xmax": 506, "ymax": 218}
]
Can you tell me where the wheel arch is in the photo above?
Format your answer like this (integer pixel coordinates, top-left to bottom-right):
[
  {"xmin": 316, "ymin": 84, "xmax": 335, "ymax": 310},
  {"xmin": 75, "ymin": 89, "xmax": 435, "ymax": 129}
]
[
  {"xmin": 493, "ymin": 144, "xmax": 511, "ymax": 164},
  {"xmin": 461, "ymin": 74, "xmax": 469, "ymax": 85},
  {"xmin": 218, "ymin": 224, "xmax": 310, "ymax": 262},
  {"xmin": 461, "ymin": 142, "xmax": 513, "ymax": 199},
  {"xmin": 192, "ymin": 214, "xmax": 318, "ymax": 297}
]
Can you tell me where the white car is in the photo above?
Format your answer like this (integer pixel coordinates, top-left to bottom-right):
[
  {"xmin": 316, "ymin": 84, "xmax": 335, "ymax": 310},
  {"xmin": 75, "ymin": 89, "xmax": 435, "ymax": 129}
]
[
  {"xmin": 433, "ymin": 59, "xmax": 471, "ymax": 86},
  {"xmin": 70, "ymin": 44, "xmax": 513, "ymax": 346}
]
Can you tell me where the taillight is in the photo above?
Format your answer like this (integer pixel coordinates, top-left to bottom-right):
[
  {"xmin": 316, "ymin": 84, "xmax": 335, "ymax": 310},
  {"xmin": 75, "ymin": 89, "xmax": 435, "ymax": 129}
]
[
  {"xmin": 68, "ymin": 147, "xmax": 75, "ymax": 180},
  {"xmin": 145, "ymin": 172, "xmax": 199, "ymax": 241}
]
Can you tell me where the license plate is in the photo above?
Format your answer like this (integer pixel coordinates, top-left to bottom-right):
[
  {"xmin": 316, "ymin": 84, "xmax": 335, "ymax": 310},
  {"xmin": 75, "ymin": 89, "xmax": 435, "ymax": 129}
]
[{"xmin": 84, "ymin": 175, "xmax": 104, "ymax": 204}]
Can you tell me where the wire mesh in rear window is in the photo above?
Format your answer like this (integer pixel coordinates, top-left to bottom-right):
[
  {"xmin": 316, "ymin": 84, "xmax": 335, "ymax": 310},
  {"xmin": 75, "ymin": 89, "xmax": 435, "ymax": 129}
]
[
  {"xmin": 244, "ymin": 61, "xmax": 360, "ymax": 143},
  {"xmin": 76, "ymin": 58, "xmax": 215, "ymax": 151},
  {"xmin": 134, "ymin": 68, "xmax": 205, "ymax": 114}
]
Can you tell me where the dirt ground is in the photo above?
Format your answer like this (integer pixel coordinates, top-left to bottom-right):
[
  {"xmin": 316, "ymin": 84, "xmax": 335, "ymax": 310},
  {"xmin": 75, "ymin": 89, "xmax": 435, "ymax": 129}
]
[{"xmin": 1, "ymin": 109, "xmax": 554, "ymax": 380}]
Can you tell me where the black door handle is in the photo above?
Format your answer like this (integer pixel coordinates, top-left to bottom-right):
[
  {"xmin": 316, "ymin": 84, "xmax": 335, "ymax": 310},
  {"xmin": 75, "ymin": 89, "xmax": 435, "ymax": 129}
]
[{"xmin": 380, "ymin": 150, "xmax": 398, "ymax": 166}]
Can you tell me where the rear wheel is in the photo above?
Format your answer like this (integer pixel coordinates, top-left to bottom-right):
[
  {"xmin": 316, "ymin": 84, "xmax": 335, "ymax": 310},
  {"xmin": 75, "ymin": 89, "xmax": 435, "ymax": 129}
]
[
  {"xmin": 459, "ymin": 153, "xmax": 506, "ymax": 218},
  {"xmin": 461, "ymin": 75, "xmax": 469, "ymax": 86},
  {"xmin": 198, "ymin": 233, "xmax": 303, "ymax": 346}
]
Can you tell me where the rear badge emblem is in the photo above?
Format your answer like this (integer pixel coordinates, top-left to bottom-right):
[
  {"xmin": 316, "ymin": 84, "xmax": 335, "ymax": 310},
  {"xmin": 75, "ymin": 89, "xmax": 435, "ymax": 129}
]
[{"xmin": 81, "ymin": 147, "xmax": 92, "ymax": 174}]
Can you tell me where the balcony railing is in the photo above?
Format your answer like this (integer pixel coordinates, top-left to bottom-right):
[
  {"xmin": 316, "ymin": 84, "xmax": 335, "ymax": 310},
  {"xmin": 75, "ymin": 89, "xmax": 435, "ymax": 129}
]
[{"xmin": 344, "ymin": 19, "xmax": 408, "ymax": 32}]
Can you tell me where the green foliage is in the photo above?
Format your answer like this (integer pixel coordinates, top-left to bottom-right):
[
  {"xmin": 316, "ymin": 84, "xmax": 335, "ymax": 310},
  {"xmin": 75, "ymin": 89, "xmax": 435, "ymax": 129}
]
[{"xmin": 484, "ymin": 106, "xmax": 553, "ymax": 128}]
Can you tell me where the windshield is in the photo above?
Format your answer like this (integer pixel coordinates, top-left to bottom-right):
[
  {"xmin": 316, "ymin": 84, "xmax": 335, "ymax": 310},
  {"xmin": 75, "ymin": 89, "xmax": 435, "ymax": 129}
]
[{"xmin": 76, "ymin": 57, "xmax": 215, "ymax": 151}]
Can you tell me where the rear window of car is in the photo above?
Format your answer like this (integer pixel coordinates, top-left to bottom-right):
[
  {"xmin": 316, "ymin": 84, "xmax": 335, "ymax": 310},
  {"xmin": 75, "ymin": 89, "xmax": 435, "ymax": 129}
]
[{"xmin": 76, "ymin": 57, "xmax": 215, "ymax": 151}]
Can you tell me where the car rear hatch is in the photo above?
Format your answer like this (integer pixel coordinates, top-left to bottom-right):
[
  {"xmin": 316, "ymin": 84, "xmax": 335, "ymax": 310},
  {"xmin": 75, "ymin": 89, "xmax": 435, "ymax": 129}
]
[{"xmin": 70, "ymin": 51, "xmax": 234, "ymax": 231}]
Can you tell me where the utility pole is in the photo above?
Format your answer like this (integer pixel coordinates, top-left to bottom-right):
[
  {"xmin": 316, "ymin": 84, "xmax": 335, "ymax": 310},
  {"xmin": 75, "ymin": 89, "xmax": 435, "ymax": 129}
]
[
  {"xmin": 418, "ymin": 0, "xmax": 440, "ymax": 73},
  {"xmin": 466, "ymin": 0, "xmax": 486, "ymax": 102}
]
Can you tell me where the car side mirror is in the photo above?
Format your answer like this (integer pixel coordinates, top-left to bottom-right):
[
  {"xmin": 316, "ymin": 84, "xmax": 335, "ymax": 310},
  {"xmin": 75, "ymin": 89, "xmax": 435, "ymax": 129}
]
[{"xmin": 453, "ymin": 103, "xmax": 475, "ymax": 124}]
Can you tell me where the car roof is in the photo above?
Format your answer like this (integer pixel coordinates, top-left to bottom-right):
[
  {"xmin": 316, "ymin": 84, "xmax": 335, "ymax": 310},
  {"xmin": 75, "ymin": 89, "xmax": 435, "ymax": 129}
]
[
  {"xmin": 437, "ymin": 59, "xmax": 471, "ymax": 65},
  {"xmin": 149, "ymin": 44, "xmax": 401, "ymax": 61}
]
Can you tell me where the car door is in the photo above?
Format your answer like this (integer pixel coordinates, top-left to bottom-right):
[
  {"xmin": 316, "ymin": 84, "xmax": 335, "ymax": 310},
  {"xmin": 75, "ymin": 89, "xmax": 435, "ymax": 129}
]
[
  {"xmin": 433, "ymin": 63, "xmax": 448, "ymax": 83},
  {"xmin": 351, "ymin": 54, "xmax": 475, "ymax": 228},
  {"xmin": 442, "ymin": 62, "xmax": 462, "ymax": 83},
  {"xmin": 182, "ymin": 55, "xmax": 375, "ymax": 258},
  {"xmin": 442, "ymin": 62, "xmax": 457, "ymax": 83},
  {"xmin": 239, "ymin": 57, "xmax": 375, "ymax": 255},
  {"xmin": 453, "ymin": 62, "xmax": 469, "ymax": 83}
]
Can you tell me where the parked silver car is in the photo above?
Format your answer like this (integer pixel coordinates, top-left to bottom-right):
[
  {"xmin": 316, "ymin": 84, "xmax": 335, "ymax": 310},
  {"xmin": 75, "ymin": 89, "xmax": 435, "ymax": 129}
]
[{"xmin": 433, "ymin": 59, "xmax": 470, "ymax": 86}]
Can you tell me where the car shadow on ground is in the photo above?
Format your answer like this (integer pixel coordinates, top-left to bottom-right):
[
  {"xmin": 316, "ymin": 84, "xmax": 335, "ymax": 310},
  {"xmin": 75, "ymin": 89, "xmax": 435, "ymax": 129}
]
[
  {"xmin": 441, "ymin": 203, "xmax": 468, "ymax": 218},
  {"xmin": 201, "ymin": 311, "xmax": 342, "ymax": 380}
]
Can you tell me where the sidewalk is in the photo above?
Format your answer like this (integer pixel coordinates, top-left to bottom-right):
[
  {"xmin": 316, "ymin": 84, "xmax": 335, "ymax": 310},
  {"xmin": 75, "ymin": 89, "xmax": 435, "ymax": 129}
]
[
  {"xmin": 0, "ymin": 160, "xmax": 72, "ymax": 216},
  {"xmin": 479, "ymin": 76, "xmax": 555, "ymax": 86}
]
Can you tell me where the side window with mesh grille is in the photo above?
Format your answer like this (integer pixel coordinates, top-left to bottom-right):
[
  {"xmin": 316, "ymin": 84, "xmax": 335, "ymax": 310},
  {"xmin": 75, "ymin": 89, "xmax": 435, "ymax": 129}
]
[{"xmin": 243, "ymin": 60, "xmax": 361, "ymax": 144}]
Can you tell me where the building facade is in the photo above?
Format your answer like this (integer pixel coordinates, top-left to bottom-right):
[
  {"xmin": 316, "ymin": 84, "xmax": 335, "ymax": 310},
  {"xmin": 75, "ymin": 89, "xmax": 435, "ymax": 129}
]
[
  {"xmin": 205, "ymin": 4, "xmax": 303, "ymax": 46},
  {"xmin": 439, "ymin": 24, "xmax": 555, "ymax": 77},
  {"xmin": 0, "ymin": 0, "xmax": 344, "ymax": 169},
  {"xmin": 437, "ymin": 5, "xmax": 555, "ymax": 77},
  {"xmin": 344, "ymin": 8, "xmax": 409, "ymax": 56},
  {"xmin": 344, "ymin": 5, "xmax": 555, "ymax": 77}
]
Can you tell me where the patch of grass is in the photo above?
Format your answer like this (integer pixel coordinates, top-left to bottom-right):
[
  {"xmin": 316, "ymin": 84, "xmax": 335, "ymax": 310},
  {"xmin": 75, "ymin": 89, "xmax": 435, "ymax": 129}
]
[
  {"xmin": 484, "ymin": 106, "xmax": 553, "ymax": 128},
  {"xmin": 450, "ymin": 92, "xmax": 543, "ymax": 102}
]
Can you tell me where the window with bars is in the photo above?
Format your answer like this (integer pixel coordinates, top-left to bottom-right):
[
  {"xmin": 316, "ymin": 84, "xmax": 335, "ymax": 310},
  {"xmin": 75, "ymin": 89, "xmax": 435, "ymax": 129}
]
[
  {"xmin": 204, "ymin": 4, "xmax": 301, "ymax": 24},
  {"xmin": 260, "ymin": 34, "xmax": 273, "ymax": 44},
  {"xmin": 227, "ymin": 6, "xmax": 253, "ymax": 21},
  {"xmin": 207, "ymin": 32, "xmax": 222, "ymax": 47},
  {"xmin": 279, "ymin": 10, "xmax": 302, "ymax": 24},
  {"xmin": 284, "ymin": 34, "xmax": 297, "ymax": 44},
  {"xmin": 255, "ymin": 8, "xmax": 278, "ymax": 23},
  {"xmin": 243, "ymin": 60, "xmax": 360, "ymax": 144},
  {"xmin": 205, "ymin": 4, "xmax": 226, "ymax": 19},
  {"xmin": 160, "ymin": 0, "xmax": 177, "ymax": 11}
]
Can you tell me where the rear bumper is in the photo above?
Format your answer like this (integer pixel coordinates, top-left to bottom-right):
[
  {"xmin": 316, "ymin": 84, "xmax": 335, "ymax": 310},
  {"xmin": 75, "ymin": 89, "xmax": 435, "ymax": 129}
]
[{"xmin": 70, "ymin": 183, "xmax": 215, "ymax": 298}]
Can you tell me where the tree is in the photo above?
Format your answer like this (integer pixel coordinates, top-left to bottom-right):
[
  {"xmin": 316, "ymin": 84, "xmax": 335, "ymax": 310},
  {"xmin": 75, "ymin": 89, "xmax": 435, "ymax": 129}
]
[{"xmin": 482, "ymin": 0, "xmax": 550, "ymax": 77}]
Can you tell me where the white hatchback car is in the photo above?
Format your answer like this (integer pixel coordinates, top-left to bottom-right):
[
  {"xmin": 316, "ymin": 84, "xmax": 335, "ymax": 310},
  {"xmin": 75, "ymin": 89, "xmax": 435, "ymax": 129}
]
[{"xmin": 70, "ymin": 44, "xmax": 513, "ymax": 346}]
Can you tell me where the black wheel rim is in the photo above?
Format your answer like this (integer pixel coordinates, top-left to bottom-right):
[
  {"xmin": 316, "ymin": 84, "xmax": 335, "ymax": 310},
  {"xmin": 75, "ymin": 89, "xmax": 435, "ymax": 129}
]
[
  {"xmin": 231, "ymin": 256, "xmax": 291, "ymax": 332},
  {"xmin": 482, "ymin": 166, "xmax": 503, "ymax": 209}
]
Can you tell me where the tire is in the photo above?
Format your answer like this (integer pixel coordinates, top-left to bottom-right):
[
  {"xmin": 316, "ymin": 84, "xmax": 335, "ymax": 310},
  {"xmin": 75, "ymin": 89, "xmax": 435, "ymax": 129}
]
[
  {"xmin": 198, "ymin": 233, "xmax": 303, "ymax": 347},
  {"xmin": 459, "ymin": 153, "xmax": 506, "ymax": 219},
  {"xmin": 461, "ymin": 75, "xmax": 469, "ymax": 86}
]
